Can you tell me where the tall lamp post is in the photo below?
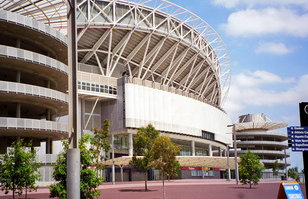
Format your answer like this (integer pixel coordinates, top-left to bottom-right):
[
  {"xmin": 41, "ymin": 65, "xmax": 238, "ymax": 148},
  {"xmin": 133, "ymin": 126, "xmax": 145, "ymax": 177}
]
[
  {"xmin": 67, "ymin": 0, "xmax": 80, "ymax": 198},
  {"xmin": 228, "ymin": 124, "xmax": 239, "ymax": 185},
  {"xmin": 112, "ymin": 134, "xmax": 115, "ymax": 184}
]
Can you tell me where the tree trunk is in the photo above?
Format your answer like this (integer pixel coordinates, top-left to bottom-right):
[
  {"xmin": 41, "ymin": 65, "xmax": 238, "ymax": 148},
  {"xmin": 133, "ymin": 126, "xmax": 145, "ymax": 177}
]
[
  {"xmin": 145, "ymin": 171, "xmax": 148, "ymax": 191},
  {"xmin": 163, "ymin": 173, "xmax": 166, "ymax": 199},
  {"xmin": 249, "ymin": 182, "xmax": 252, "ymax": 189},
  {"xmin": 25, "ymin": 186, "xmax": 28, "ymax": 199},
  {"xmin": 12, "ymin": 188, "xmax": 15, "ymax": 199}
]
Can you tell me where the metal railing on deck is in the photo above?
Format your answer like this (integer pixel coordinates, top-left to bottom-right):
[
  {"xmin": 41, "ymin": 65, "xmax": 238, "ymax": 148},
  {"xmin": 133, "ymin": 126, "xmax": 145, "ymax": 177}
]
[{"xmin": 0, "ymin": 117, "xmax": 68, "ymax": 133}]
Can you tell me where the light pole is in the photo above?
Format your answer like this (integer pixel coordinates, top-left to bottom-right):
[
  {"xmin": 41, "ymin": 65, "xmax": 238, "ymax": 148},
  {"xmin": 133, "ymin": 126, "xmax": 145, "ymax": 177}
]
[
  {"xmin": 112, "ymin": 133, "xmax": 115, "ymax": 184},
  {"xmin": 284, "ymin": 149, "xmax": 288, "ymax": 179},
  {"xmin": 228, "ymin": 124, "xmax": 239, "ymax": 185},
  {"xmin": 67, "ymin": 0, "xmax": 80, "ymax": 198}
]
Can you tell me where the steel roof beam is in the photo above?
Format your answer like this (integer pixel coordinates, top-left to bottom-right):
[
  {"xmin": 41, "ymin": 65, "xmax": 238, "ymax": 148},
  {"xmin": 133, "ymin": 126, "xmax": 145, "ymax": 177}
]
[
  {"xmin": 80, "ymin": 29, "xmax": 111, "ymax": 63},
  {"xmin": 143, "ymin": 42, "xmax": 179, "ymax": 80}
]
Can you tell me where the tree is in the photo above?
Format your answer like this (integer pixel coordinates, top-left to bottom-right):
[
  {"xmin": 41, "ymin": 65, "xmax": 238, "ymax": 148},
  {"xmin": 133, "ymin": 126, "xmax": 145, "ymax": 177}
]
[
  {"xmin": 151, "ymin": 136, "xmax": 180, "ymax": 199},
  {"xmin": 91, "ymin": 119, "xmax": 111, "ymax": 173},
  {"xmin": 0, "ymin": 139, "xmax": 41, "ymax": 199},
  {"xmin": 272, "ymin": 160, "xmax": 281, "ymax": 177},
  {"xmin": 288, "ymin": 167, "xmax": 300, "ymax": 182},
  {"xmin": 239, "ymin": 151, "xmax": 264, "ymax": 188},
  {"xmin": 50, "ymin": 134, "xmax": 103, "ymax": 199},
  {"xmin": 129, "ymin": 124, "xmax": 160, "ymax": 191}
]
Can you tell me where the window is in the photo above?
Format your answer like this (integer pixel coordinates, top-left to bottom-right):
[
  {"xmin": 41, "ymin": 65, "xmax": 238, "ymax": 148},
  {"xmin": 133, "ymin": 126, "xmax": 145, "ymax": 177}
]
[
  {"xmin": 180, "ymin": 145, "xmax": 191, "ymax": 156},
  {"xmin": 204, "ymin": 170, "xmax": 214, "ymax": 176},
  {"xmin": 195, "ymin": 147, "xmax": 208, "ymax": 156},
  {"xmin": 108, "ymin": 86, "xmax": 113, "ymax": 94},
  {"xmin": 191, "ymin": 170, "xmax": 202, "ymax": 176},
  {"xmin": 91, "ymin": 83, "xmax": 96, "ymax": 91},
  {"xmin": 114, "ymin": 135, "xmax": 129, "ymax": 150},
  {"xmin": 78, "ymin": 81, "xmax": 117, "ymax": 95},
  {"xmin": 86, "ymin": 83, "xmax": 90, "ymax": 91},
  {"xmin": 202, "ymin": 131, "xmax": 215, "ymax": 141},
  {"xmin": 82, "ymin": 82, "xmax": 86, "ymax": 90}
]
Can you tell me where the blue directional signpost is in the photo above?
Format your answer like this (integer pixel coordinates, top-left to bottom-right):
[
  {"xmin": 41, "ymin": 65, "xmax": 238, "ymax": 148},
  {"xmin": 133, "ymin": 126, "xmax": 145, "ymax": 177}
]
[
  {"xmin": 285, "ymin": 103, "xmax": 308, "ymax": 199},
  {"xmin": 287, "ymin": 126, "xmax": 308, "ymax": 151}
]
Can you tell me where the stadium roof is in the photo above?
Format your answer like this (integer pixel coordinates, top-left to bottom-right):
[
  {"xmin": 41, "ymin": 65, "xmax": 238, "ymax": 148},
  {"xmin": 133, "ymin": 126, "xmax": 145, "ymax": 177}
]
[{"xmin": 0, "ymin": 0, "xmax": 231, "ymax": 106}]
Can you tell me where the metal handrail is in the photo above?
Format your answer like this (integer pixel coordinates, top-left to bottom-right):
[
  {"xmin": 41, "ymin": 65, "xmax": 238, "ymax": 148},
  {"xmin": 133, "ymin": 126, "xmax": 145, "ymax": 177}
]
[
  {"xmin": 0, "ymin": 45, "xmax": 68, "ymax": 74},
  {"xmin": 36, "ymin": 154, "xmax": 59, "ymax": 164},
  {"xmin": 0, "ymin": 9, "xmax": 67, "ymax": 44},
  {"xmin": 0, "ymin": 117, "xmax": 68, "ymax": 132},
  {"xmin": 0, "ymin": 80, "xmax": 68, "ymax": 103},
  {"xmin": 235, "ymin": 150, "xmax": 290, "ymax": 156},
  {"xmin": 236, "ymin": 140, "xmax": 288, "ymax": 147}
]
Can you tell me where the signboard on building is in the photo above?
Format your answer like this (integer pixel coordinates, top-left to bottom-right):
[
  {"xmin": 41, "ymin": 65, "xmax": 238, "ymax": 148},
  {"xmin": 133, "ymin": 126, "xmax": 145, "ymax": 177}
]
[
  {"xmin": 181, "ymin": 167, "xmax": 202, "ymax": 170},
  {"xmin": 204, "ymin": 167, "xmax": 211, "ymax": 171},
  {"xmin": 287, "ymin": 126, "xmax": 308, "ymax": 151}
]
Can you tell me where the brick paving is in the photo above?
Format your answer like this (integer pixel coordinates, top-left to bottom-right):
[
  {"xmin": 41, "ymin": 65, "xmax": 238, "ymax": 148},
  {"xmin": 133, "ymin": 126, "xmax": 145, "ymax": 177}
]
[{"xmin": 0, "ymin": 179, "xmax": 306, "ymax": 199}]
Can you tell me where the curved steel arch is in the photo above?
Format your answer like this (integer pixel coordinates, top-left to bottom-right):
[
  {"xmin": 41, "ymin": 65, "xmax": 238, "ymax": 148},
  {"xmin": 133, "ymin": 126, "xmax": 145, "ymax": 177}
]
[
  {"xmin": 0, "ymin": 0, "xmax": 67, "ymax": 32},
  {"xmin": 76, "ymin": 0, "xmax": 231, "ymax": 106},
  {"xmin": 0, "ymin": 0, "xmax": 231, "ymax": 106}
]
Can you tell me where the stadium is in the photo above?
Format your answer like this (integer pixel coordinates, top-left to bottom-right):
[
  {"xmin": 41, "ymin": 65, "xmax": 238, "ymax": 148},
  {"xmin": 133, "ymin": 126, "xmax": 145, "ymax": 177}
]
[{"xmin": 0, "ymin": 0, "xmax": 234, "ymax": 181}]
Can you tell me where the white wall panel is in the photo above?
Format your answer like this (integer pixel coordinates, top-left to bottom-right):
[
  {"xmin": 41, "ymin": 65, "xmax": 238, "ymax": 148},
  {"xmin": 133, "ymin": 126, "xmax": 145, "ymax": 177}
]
[{"xmin": 125, "ymin": 84, "xmax": 232, "ymax": 144}]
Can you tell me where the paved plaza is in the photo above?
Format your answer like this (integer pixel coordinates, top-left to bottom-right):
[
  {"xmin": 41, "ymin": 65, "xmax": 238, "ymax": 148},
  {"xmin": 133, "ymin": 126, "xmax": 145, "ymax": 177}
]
[{"xmin": 1, "ymin": 179, "xmax": 306, "ymax": 199}]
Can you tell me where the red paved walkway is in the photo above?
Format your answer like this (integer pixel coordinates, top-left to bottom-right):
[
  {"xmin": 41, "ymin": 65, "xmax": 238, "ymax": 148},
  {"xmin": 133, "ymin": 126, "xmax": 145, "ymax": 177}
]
[{"xmin": 0, "ymin": 179, "xmax": 306, "ymax": 199}]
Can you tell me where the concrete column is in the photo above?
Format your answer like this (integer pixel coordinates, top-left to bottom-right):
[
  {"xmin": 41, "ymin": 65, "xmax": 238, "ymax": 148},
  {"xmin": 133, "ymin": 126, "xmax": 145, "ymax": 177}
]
[
  {"xmin": 47, "ymin": 109, "xmax": 51, "ymax": 121},
  {"xmin": 81, "ymin": 98, "xmax": 85, "ymax": 136},
  {"xmin": 46, "ymin": 80, "xmax": 51, "ymax": 88},
  {"xmin": 16, "ymin": 71, "xmax": 21, "ymax": 83},
  {"xmin": 208, "ymin": 144, "xmax": 212, "ymax": 157},
  {"xmin": 16, "ymin": 38, "xmax": 21, "ymax": 48},
  {"xmin": 46, "ymin": 139, "xmax": 52, "ymax": 154},
  {"xmin": 227, "ymin": 145, "xmax": 231, "ymax": 181},
  {"xmin": 67, "ymin": 148, "xmax": 80, "ymax": 199},
  {"xmin": 128, "ymin": 133, "xmax": 133, "ymax": 157},
  {"xmin": 120, "ymin": 166, "xmax": 124, "ymax": 182},
  {"xmin": 219, "ymin": 148, "xmax": 223, "ymax": 157},
  {"xmin": 0, "ymin": 137, "xmax": 7, "ymax": 154},
  {"xmin": 51, "ymin": 114, "xmax": 56, "ymax": 121},
  {"xmin": 16, "ymin": 103, "xmax": 21, "ymax": 118},
  {"xmin": 191, "ymin": 140, "xmax": 195, "ymax": 156}
]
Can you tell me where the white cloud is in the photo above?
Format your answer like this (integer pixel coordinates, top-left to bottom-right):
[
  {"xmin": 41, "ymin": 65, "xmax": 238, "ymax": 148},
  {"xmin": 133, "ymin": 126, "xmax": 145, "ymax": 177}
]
[
  {"xmin": 255, "ymin": 42, "xmax": 294, "ymax": 55},
  {"xmin": 212, "ymin": 0, "xmax": 240, "ymax": 9},
  {"xmin": 235, "ymin": 70, "xmax": 294, "ymax": 87},
  {"xmin": 223, "ymin": 71, "xmax": 308, "ymax": 120},
  {"xmin": 281, "ymin": 115, "xmax": 299, "ymax": 123},
  {"xmin": 222, "ymin": 8, "xmax": 308, "ymax": 37},
  {"xmin": 212, "ymin": 0, "xmax": 308, "ymax": 9}
]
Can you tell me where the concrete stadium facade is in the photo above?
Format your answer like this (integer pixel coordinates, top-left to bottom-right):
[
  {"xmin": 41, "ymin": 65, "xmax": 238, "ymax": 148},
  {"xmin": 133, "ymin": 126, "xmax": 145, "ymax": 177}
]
[
  {"xmin": 75, "ymin": 0, "xmax": 232, "ymax": 156},
  {"xmin": 0, "ymin": 9, "xmax": 69, "ymax": 182},
  {"xmin": 0, "ymin": 9, "xmax": 69, "ymax": 151},
  {"xmin": 0, "ymin": 0, "xmax": 233, "ymax": 181}
]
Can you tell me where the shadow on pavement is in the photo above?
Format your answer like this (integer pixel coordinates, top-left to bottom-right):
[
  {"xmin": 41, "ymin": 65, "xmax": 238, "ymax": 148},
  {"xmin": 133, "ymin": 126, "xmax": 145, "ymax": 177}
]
[
  {"xmin": 119, "ymin": 189, "xmax": 158, "ymax": 192},
  {"xmin": 229, "ymin": 186, "xmax": 257, "ymax": 189}
]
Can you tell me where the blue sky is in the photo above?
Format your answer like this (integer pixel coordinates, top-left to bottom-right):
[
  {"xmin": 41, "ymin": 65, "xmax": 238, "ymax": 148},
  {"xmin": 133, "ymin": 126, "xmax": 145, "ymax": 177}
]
[{"xmin": 167, "ymin": 0, "xmax": 308, "ymax": 170}]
